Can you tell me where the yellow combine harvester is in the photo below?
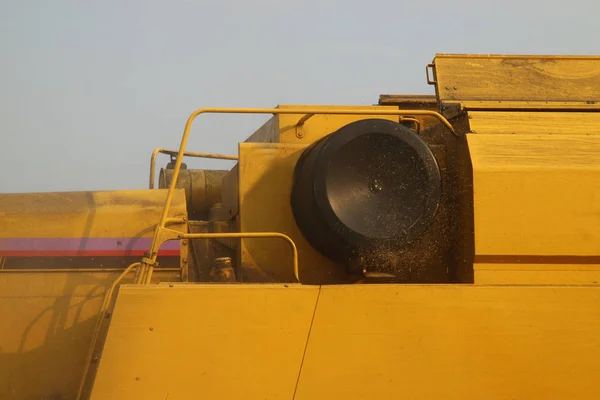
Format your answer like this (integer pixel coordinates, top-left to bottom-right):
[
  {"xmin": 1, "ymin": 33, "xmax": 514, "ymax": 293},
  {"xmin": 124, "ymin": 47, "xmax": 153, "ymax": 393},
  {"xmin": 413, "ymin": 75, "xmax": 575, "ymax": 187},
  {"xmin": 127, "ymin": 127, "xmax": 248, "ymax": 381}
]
[{"xmin": 1, "ymin": 53, "xmax": 600, "ymax": 399}]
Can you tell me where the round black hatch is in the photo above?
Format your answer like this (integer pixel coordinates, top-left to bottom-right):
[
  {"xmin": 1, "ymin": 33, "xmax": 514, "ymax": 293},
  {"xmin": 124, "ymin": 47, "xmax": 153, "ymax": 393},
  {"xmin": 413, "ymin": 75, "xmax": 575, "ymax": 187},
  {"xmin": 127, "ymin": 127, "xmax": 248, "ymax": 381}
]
[{"xmin": 290, "ymin": 118, "xmax": 441, "ymax": 266}]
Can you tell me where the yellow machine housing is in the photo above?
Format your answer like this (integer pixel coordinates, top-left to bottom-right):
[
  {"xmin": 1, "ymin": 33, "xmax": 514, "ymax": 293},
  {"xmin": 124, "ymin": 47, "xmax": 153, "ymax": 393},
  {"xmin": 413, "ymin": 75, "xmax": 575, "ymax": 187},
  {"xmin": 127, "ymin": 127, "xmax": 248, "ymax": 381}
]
[
  {"xmin": 1, "ymin": 53, "xmax": 600, "ymax": 399},
  {"xmin": 224, "ymin": 105, "xmax": 462, "ymax": 284},
  {"xmin": 0, "ymin": 190, "xmax": 188, "ymax": 398}
]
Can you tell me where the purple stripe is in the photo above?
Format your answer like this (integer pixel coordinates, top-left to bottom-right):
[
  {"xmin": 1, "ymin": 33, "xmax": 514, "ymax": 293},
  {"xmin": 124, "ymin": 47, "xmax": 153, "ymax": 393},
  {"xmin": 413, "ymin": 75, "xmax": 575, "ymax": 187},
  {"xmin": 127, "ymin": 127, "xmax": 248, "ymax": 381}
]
[{"xmin": 0, "ymin": 238, "xmax": 180, "ymax": 251}]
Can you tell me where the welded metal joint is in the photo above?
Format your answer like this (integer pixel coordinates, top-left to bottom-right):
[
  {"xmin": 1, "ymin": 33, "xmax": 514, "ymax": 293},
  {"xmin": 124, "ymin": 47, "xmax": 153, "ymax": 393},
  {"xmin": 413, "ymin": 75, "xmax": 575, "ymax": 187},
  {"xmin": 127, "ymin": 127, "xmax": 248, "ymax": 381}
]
[
  {"xmin": 295, "ymin": 113, "xmax": 315, "ymax": 138},
  {"xmin": 141, "ymin": 257, "xmax": 158, "ymax": 268}
]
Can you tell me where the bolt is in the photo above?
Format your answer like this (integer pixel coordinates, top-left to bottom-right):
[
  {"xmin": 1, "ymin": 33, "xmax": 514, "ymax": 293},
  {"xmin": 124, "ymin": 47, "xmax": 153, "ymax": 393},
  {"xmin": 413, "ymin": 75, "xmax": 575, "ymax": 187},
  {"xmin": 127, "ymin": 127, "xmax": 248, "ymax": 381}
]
[
  {"xmin": 445, "ymin": 86, "xmax": 450, "ymax": 90},
  {"xmin": 369, "ymin": 180, "xmax": 383, "ymax": 193},
  {"xmin": 181, "ymin": 240, "xmax": 188, "ymax": 246},
  {"xmin": 169, "ymin": 284, "xmax": 174, "ymax": 288},
  {"xmin": 104, "ymin": 312, "xmax": 111, "ymax": 318},
  {"xmin": 135, "ymin": 377, "xmax": 141, "ymax": 381},
  {"xmin": 468, "ymin": 115, "xmax": 473, "ymax": 119},
  {"xmin": 182, "ymin": 258, "xmax": 188, "ymax": 265},
  {"xmin": 149, "ymin": 327, "xmax": 154, "ymax": 331},
  {"xmin": 92, "ymin": 355, "xmax": 99, "ymax": 363},
  {"xmin": 453, "ymin": 86, "xmax": 458, "ymax": 90},
  {"xmin": 296, "ymin": 130, "xmax": 304, "ymax": 138}
]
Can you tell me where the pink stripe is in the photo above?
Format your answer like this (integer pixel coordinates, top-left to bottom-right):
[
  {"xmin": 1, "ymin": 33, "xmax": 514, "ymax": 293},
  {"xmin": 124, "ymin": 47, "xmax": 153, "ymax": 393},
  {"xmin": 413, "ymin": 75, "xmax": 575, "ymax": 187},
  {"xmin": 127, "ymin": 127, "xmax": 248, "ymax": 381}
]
[{"xmin": 0, "ymin": 250, "xmax": 180, "ymax": 257}]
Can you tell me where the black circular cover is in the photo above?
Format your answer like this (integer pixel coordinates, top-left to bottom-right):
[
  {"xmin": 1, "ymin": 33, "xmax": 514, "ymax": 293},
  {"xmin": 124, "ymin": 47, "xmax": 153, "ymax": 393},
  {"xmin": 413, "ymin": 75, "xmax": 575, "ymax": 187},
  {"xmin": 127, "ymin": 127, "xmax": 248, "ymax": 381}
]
[{"xmin": 290, "ymin": 118, "xmax": 441, "ymax": 266}]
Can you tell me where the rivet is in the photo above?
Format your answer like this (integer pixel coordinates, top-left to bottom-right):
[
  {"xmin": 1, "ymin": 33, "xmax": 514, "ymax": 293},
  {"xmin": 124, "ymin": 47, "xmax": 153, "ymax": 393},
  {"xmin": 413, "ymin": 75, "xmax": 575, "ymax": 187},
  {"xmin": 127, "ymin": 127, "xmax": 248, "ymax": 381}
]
[
  {"xmin": 149, "ymin": 327, "xmax": 154, "ymax": 331},
  {"xmin": 468, "ymin": 115, "xmax": 473, "ymax": 119},
  {"xmin": 453, "ymin": 86, "xmax": 458, "ymax": 90},
  {"xmin": 104, "ymin": 312, "xmax": 111, "ymax": 318},
  {"xmin": 182, "ymin": 258, "xmax": 188, "ymax": 265},
  {"xmin": 181, "ymin": 240, "xmax": 188, "ymax": 246},
  {"xmin": 445, "ymin": 86, "xmax": 450, "ymax": 90},
  {"xmin": 169, "ymin": 284, "xmax": 174, "ymax": 288},
  {"xmin": 135, "ymin": 377, "xmax": 141, "ymax": 381}
]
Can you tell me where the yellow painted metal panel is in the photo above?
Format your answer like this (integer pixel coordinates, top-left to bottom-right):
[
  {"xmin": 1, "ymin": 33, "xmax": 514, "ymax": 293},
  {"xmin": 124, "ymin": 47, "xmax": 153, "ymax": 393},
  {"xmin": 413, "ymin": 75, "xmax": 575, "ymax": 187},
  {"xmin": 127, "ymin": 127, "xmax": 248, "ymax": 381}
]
[
  {"xmin": 295, "ymin": 284, "xmax": 600, "ymax": 400},
  {"xmin": 468, "ymin": 135, "xmax": 600, "ymax": 257},
  {"xmin": 89, "ymin": 284, "xmax": 320, "ymax": 400},
  {"xmin": 0, "ymin": 271, "xmax": 179, "ymax": 399},
  {"xmin": 434, "ymin": 54, "xmax": 600, "ymax": 103},
  {"xmin": 468, "ymin": 111, "xmax": 600, "ymax": 135},
  {"xmin": 0, "ymin": 295, "xmax": 102, "ymax": 399},
  {"xmin": 0, "ymin": 189, "xmax": 187, "ymax": 238},
  {"xmin": 238, "ymin": 142, "xmax": 347, "ymax": 284},
  {"xmin": 475, "ymin": 267, "xmax": 600, "ymax": 284}
]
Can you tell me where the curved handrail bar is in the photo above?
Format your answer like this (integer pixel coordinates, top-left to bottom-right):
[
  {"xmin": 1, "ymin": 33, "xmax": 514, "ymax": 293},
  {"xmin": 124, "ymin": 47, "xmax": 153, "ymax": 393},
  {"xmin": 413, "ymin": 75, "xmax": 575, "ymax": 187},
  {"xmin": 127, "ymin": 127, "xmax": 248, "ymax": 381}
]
[
  {"xmin": 149, "ymin": 148, "xmax": 238, "ymax": 189},
  {"xmin": 144, "ymin": 232, "xmax": 299, "ymax": 284}
]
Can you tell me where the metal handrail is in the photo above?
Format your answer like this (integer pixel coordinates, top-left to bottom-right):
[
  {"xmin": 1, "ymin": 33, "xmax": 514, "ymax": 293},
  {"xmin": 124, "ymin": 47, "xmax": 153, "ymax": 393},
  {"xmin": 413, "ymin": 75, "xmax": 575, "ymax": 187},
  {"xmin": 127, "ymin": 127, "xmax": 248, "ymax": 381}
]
[
  {"xmin": 141, "ymin": 107, "xmax": 456, "ymax": 284},
  {"xmin": 141, "ymin": 231, "xmax": 299, "ymax": 284},
  {"xmin": 149, "ymin": 148, "xmax": 238, "ymax": 189}
]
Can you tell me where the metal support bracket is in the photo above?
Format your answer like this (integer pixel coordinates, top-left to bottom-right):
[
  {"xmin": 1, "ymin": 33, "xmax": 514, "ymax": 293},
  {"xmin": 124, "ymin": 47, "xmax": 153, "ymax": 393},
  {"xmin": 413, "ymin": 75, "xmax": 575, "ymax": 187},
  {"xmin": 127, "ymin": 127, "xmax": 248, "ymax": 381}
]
[
  {"xmin": 426, "ymin": 63, "xmax": 437, "ymax": 85},
  {"xmin": 295, "ymin": 113, "xmax": 315, "ymax": 138}
]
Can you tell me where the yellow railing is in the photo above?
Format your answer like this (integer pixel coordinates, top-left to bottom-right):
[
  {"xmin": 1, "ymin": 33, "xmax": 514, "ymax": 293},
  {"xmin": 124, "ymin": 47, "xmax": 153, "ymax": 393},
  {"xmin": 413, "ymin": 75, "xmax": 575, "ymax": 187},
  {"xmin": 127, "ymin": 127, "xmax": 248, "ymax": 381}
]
[
  {"xmin": 135, "ymin": 231, "xmax": 299, "ymax": 284},
  {"xmin": 149, "ymin": 148, "xmax": 238, "ymax": 189}
]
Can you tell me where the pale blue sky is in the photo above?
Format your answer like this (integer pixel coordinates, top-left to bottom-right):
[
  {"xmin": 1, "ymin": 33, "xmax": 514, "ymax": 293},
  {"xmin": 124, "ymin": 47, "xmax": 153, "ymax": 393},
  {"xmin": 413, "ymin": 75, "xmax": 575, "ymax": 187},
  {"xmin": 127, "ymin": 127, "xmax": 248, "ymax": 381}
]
[{"xmin": 1, "ymin": 0, "xmax": 598, "ymax": 193}]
